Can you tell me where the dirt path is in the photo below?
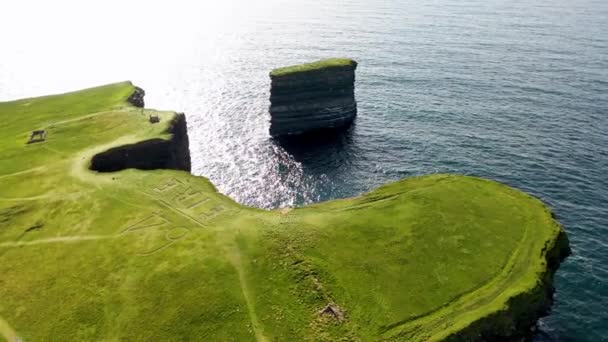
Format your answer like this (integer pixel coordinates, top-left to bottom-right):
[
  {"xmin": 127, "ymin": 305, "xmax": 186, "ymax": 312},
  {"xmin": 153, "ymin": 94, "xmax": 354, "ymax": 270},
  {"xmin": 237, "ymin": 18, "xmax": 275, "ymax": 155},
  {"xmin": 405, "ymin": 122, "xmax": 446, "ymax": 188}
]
[
  {"xmin": 229, "ymin": 245, "xmax": 268, "ymax": 342},
  {"xmin": 381, "ymin": 212, "xmax": 534, "ymax": 340},
  {"xmin": 69, "ymin": 135, "xmax": 139, "ymax": 185},
  {"xmin": 135, "ymin": 189, "xmax": 266, "ymax": 341},
  {"xmin": 0, "ymin": 166, "xmax": 46, "ymax": 180},
  {"xmin": 0, "ymin": 316, "xmax": 18, "ymax": 342},
  {"xmin": 0, "ymin": 194, "xmax": 56, "ymax": 202},
  {"xmin": 0, "ymin": 235, "xmax": 115, "ymax": 248},
  {"xmin": 37, "ymin": 108, "xmax": 130, "ymax": 133}
]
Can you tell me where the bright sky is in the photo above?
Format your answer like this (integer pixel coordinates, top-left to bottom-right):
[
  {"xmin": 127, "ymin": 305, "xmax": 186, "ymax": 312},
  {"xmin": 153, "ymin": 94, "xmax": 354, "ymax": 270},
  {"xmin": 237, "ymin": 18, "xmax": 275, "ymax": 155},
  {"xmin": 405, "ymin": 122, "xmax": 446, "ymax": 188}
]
[{"xmin": 0, "ymin": 0, "xmax": 291, "ymax": 99}]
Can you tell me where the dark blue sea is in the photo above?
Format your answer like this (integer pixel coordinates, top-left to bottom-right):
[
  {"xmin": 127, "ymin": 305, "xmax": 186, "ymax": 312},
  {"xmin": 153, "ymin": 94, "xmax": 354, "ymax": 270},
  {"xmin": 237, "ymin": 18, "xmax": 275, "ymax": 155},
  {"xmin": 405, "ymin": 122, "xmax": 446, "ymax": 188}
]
[{"xmin": 2, "ymin": 0, "xmax": 607, "ymax": 340}]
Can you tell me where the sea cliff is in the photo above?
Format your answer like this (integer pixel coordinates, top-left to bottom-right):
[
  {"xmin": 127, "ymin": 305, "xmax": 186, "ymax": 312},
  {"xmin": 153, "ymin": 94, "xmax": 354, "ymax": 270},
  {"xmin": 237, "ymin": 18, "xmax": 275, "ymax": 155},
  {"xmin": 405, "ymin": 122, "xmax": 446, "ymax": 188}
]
[
  {"xmin": 0, "ymin": 82, "xmax": 570, "ymax": 341},
  {"xmin": 90, "ymin": 111, "xmax": 191, "ymax": 173},
  {"xmin": 269, "ymin": 58, "xmax": 357, "ymax": 137}
]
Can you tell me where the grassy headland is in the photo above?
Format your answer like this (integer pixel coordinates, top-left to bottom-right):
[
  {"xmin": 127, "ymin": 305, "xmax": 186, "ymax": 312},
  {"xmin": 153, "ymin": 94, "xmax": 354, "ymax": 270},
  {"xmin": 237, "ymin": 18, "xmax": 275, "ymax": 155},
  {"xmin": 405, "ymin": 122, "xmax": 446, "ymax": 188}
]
[{"xmin": 0, "ymin": 82, "xmax": 568, "ymax": 341}]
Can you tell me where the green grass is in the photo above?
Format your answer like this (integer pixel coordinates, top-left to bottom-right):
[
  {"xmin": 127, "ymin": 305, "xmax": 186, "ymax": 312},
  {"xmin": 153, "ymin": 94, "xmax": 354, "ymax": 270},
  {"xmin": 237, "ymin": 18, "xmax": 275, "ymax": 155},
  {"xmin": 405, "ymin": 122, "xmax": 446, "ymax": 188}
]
[
  {"xmin": 0, "ymin": 83, "xmax": 568, "ymax": 341},
  {"xmin": 270, "ymin": 58, "xmax": 357, "ymax": 77}
]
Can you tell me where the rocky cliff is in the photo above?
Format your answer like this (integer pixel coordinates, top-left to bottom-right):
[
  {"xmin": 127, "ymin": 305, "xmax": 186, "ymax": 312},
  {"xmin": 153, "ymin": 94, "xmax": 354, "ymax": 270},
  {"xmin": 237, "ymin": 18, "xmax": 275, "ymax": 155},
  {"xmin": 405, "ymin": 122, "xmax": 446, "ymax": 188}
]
[
  {"xmin": 127, "ymin": 86, "xmax": 145, "ymax": 108},
  {"xmin": 0, "ymin": 82, "xmax": 572, "ymax": 341},
  {"xmin": 269, "ymin": 58, "xmax": 358, "ymax": 138},
  {"xmin": 445, "ymin": 226, "xmax": 571, "ymax": 341},
  {"xmin": 90, "ymin": 112, "xmax": 191, "ymax": 173}
]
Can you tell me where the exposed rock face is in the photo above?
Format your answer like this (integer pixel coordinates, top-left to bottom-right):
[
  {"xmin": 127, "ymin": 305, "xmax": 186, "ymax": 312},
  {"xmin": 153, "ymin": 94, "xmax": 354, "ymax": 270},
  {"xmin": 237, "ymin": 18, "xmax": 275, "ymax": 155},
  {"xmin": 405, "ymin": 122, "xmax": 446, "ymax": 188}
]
[
  {"xmin": 446, "ymin": 227, "xmax": 571, "ymax": 341},
  {"xmin": 269, "ymin": 59, "xmax": 358, "ymax": 137},
  {"xmin": 90, "ymin": 113, "xmax": 191, "ymax": 172},
  {"xmin": 127, "ymin": 86, "xmax": 146, "ymax": 108}
]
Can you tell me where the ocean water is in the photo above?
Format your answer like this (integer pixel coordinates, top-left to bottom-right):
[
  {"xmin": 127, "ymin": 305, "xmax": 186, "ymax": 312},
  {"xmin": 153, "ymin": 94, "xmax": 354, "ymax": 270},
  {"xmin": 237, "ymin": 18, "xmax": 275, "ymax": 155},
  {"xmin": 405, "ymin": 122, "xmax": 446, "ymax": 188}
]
[{"xmin": 1, "ymin": 0, "xmax": 607, "ymax": 340}]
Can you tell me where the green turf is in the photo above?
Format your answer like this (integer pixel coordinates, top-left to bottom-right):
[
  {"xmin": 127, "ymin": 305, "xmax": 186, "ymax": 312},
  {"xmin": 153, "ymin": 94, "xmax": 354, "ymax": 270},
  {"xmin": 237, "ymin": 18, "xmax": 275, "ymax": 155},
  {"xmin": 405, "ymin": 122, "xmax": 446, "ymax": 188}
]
[
  {"xmin": 0, "ymin": 82, "xmax": 568, "ymax": 341},
  {"xmin": 270, "ymin": 58, "xmax": 357, "ymax": 77}
]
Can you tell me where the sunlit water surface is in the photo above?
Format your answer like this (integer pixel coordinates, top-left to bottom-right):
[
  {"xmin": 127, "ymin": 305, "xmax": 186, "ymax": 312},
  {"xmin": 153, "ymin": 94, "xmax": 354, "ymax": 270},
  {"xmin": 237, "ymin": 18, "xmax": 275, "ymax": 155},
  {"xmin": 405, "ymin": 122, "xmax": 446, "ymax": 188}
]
[{"xmin": 2, "ymin": 0, "xmax": 607, "ymax": 340}]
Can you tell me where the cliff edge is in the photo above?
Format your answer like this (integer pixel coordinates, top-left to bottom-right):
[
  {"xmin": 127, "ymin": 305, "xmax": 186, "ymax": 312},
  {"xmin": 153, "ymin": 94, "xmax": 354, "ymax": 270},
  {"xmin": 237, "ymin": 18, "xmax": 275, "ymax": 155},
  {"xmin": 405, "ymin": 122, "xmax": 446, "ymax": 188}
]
[
  {"xmin": 90, "ymin": 112, "xmax": 191, "ymax": 173},
  {"xmin": 0, "ymin": 82, "xmax": 570, "ymax": 341},
  {"xmin": 269, "ymin": 58, "xmax": 358, "ymax": 137}
]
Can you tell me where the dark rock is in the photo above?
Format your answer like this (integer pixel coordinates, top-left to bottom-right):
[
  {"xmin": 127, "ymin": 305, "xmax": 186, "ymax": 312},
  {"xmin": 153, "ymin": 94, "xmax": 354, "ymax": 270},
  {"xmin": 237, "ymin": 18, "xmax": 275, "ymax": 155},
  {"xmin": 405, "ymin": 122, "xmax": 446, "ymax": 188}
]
[
  {"xmin": 90, "ymin": 113, "xmax": 191, "ymax": 172},
  {"xmin": 269, "ymin": 59, "xmax": 358, "ymax": 138},
  {"xmin": 127, "ymin": 86, "xmax": 146, "ymax": 108}
]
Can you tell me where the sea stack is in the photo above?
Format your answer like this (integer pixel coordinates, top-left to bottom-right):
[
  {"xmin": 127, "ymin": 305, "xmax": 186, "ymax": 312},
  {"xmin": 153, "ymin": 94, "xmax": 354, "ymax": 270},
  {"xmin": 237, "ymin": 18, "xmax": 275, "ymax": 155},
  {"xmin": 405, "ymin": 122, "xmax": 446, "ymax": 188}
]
[{"xmin": 269, "ymin": 58, "xmax": 358, "ymax": 138}]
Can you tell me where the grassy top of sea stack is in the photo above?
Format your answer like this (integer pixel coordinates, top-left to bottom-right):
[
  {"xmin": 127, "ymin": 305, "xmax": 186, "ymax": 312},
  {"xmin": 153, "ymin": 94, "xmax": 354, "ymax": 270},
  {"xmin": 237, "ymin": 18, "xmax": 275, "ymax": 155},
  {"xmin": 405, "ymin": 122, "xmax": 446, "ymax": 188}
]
[
  {"xmin": 270, "ymin": 58, "xmax": 357, "ymax": 77},
  {"xmin": 0, "ymin": 82, "xmax": 569, "ymax": 341}
]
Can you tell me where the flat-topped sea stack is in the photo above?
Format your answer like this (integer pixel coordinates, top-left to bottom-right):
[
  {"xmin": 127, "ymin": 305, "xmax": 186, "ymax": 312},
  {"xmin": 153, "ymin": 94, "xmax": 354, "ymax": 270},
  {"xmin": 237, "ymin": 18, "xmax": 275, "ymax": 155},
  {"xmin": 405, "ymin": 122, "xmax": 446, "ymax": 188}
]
[{"xmin": 269, "ymin": 58, "xmax": 358, "ymax": 138}]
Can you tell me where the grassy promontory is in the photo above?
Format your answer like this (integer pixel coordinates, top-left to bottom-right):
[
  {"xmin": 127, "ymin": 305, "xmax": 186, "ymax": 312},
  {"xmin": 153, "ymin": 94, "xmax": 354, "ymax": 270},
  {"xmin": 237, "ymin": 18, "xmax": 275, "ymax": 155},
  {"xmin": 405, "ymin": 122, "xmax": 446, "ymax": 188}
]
[{"xmin": 0, "ymin": 82, "xmax": 569, "ymax": 341}]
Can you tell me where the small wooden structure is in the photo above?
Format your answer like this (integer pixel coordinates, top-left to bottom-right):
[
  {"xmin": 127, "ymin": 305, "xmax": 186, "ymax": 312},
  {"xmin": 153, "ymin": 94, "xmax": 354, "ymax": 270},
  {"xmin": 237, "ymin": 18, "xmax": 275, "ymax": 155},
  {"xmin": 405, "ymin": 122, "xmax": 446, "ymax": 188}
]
[
  {"xmin": 27, "ymin": 130, "xmax": 46, "ymax": 144},
  {"xmin": 149, "ymin": 115, "xmax": 160, "ymax": 123},
  {"xmin": 318, "ymin": 303, "xmax": 345, "ymax": 322}
]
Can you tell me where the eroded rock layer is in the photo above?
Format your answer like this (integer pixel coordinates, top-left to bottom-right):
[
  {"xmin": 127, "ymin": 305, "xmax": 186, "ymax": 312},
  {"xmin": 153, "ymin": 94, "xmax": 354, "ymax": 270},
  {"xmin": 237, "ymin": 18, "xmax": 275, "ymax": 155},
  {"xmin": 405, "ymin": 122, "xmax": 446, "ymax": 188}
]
[
  {"xmin": 90, "ymin": 113, "xmax": 191, "ymax": 172},
  {"xmin": 127, "ymin": 86, "xmax": 145, "ymax": 108},
  {"xmin": 269, "ymin": 60, "xmax": 357, "ymax": 137}
]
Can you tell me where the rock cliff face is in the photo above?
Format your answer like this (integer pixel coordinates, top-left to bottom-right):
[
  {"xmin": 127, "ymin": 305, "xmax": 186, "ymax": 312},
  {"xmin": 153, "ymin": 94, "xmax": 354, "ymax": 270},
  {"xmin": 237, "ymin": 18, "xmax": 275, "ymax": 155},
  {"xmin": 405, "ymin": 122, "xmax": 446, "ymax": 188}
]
[
  {"xmin": 90, "ymin": 113, "xmax": 191, "ymax": 172},
  {"xmin": 446, "ymin": 227, "xmax": 571, "ymax": 341},
  {"xmin": 269, "ymin": 59, "xmax": 358, "ymax": 138},
  {"xmin": 127, "ymin": 86, "xmax": 145, "ymax": 108}
]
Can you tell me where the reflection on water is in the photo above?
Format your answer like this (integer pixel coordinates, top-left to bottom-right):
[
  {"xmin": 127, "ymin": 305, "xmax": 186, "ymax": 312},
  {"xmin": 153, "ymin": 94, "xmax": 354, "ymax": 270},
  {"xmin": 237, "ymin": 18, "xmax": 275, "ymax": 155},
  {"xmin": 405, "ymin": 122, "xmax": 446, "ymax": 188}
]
[{"xmin": 2, "ymin": 0, "xmax": 608, "ymax": 340}]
